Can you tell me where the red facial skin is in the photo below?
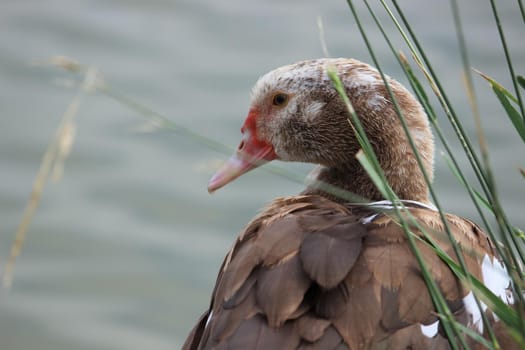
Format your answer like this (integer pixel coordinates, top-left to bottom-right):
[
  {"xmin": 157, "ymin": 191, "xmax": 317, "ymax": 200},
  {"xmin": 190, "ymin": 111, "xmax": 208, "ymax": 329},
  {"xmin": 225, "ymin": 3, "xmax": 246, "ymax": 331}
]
[{"xmin": 207, "ymin": 108, "xmax": 277, "ymax": 193}]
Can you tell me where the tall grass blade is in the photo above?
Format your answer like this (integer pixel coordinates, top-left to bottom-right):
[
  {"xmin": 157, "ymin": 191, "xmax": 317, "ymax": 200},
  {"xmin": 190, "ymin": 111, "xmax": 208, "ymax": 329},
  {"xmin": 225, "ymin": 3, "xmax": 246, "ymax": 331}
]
[
  {"xmin": 317, "ymin": 16, "xmax": 331, "ymax": 58},
  {"xmin": 518, "ymin": 0, "xmax": 525, "ymax": 23},
  {"xmin": 491, "ymin": 87, "xmax": 525, "ymax": 143},
  {"xmin": 475, "ymin": 70, "xmax": 520, "ymax": 103},
  {"xmin": 488, "ymin": 0, "xmax": 525, "ymax": 125},
  {"xmin": 474, "ymin": 69, "xmax": 525, "ymax": 142},
  {"xmin": 518, "ymin": 76, "xmax": 525, "ymax": 91}
]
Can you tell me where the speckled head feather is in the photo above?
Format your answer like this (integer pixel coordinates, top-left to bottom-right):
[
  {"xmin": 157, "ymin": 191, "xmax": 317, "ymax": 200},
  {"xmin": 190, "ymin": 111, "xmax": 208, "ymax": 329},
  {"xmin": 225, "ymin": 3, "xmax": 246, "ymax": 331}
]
[{"xmin": 247, "ymin": 58, "xmax": 434, "ymax": 202}]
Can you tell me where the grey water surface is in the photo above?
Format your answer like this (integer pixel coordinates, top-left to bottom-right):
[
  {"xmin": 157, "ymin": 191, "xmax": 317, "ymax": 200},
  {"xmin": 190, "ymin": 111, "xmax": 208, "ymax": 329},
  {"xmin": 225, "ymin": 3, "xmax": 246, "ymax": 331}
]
[{"xmin": 1, "ymin": 1, "xmax": 524, "ymax": 349}]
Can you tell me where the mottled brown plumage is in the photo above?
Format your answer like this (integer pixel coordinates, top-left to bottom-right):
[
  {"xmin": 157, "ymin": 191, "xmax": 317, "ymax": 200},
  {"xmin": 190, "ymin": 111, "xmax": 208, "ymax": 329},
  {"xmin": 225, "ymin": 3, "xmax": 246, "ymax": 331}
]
[{"xmin": 183, "ymin": 59, "xmax": 516, "ymax": 349}]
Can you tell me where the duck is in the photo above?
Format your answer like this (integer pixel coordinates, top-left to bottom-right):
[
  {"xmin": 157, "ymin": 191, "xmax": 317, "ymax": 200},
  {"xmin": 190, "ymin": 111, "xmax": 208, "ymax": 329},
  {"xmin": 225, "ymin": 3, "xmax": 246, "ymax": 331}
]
[{"xmin": 182, "ymin": 58, "xmax": 516, "ymax": 349}]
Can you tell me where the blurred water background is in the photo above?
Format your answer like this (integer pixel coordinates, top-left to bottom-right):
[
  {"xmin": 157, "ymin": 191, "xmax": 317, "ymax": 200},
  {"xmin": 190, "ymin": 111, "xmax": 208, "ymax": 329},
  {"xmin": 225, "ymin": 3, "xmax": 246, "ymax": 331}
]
[{"xmin": 1, "ymin": 0, "xmax": 524, "ymax": 349}]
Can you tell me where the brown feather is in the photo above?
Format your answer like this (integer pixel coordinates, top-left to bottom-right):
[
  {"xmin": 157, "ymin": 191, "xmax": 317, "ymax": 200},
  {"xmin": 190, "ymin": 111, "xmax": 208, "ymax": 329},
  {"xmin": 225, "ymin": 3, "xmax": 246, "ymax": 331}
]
[
  {"xmin": 372, "ymin": 324, "xmax": 451, "ymax": 350},
  {"xmin": 208, "ymin": 281, "xmax": 259, "ymax": 345},
  {"xmin": 314, "ymin": 283, "xmax": 348, "ymax": 320},
  {"xmin": 225, "ymin": 315, "xmax": 301, "ymax": 350},
  {"xmin": 362, "ymin": 237, "xmax": 413, "ymax": 291},
  {"xmin": 258, "ymin": 215, "xmax": 306, "ymax": 266},
  {"xmin": 397, "ymin": 268, "xmax": 438, "ymax": 325},
  {"xmin": 256, "ymin": 252, "xmax": 310, "ymax": 327},
  {"xmin": 332, "ymin": 278, "xmax": 383, "ymax": 350},
  {"xmin": 214, "ymin": 239, "xmax": 263, "ymax": 304},
  {"xmin": 379, "ymin": 287, "xmax": 411, "ymax": 331},
  {"xmin": 223, "ymin": 273, "xmax": 257, "ymax": 309},
  {"xmin": 300, "ymin": 225, "xmax": 364, "ymax": 289},
  {"xmin": 299, "ymin": 326, "xmax": 346, "ymax": 350},
  {"xmin": 295, "ymin": 314, "xmax": 331, "ymax": 343}
]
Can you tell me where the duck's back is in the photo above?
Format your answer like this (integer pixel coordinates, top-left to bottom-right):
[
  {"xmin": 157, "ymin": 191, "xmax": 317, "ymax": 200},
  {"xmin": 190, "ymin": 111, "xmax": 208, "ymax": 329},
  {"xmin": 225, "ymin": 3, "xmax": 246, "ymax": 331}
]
[{"xmin": 183, "ymin": 195, "xmax": 504, "ymax": 350}]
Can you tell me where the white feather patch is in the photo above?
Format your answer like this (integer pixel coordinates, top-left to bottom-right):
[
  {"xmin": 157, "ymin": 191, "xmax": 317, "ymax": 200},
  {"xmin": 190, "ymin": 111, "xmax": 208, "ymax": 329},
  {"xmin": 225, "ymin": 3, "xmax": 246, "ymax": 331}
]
[
  {"xmin": 420, "ymin": 320, "xmax": 439, "ymax": 338},
  {"xmin": 346, "ymin": 69, "xmax": 379, "ymax": 88},
  {"xmin": 463, "ymin": 291, "xmax": 483, "ymax": 333},
  {"xmin": 360, "ymin": 213, "xmax": 379, "ymax": 225},
  {"xmin": 462, "ymin": 254, "xmax": 513, "ymax": 334},
  {"xmin": 481, "ymin": 255, "xmax": 514, "ymax": 308},
  {"xmin": 366, "ymin": 94, "xmax": 387, "ymax": 111},
  {"xmin": 304, "ymin": 101, "xmax": 326, "ymax": 124},
  {"xmin": 362, "ymin": 199, "xmax": 437, "ymax": 211},
  {"xmin": 205, "ymin": 310, "xmax": 214, "ymax": 329},
  {"xmin": 359, "ymin": 200, "xmax": 437, "ymax": 225},
  {"xmin": 482, "ymin": 254, "xmax": 514, "ymax": 305}
]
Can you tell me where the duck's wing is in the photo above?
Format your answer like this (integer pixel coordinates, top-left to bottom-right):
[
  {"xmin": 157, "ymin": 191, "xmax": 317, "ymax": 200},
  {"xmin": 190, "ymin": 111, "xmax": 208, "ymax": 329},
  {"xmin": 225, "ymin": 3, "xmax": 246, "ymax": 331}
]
[{"xmin": 183, "ymin": 196, "xmax": 513, "ymax": 350}]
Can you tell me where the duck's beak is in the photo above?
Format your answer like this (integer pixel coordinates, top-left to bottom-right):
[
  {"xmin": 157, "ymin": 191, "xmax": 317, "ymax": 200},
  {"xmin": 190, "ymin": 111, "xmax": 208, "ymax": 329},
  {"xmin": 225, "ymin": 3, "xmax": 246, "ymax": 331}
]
[{"xmin": 207, "ymin": 129, "xmax": 276, "ymax": 193}]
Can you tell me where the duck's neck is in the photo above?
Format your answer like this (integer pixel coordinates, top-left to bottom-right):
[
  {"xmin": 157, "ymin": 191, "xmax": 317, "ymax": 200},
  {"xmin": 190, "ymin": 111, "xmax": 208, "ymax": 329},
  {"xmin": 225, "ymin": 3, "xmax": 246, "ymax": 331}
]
[{"xmin": 302, "ymin": 159, "xmax": 430, "ymax": 204}]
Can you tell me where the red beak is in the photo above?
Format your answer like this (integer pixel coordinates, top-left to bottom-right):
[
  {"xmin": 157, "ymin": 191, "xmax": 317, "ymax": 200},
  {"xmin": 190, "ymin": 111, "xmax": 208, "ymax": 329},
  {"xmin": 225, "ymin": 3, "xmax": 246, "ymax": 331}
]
[{"xmin": 208, "ymin": 111, "xmax": 277, "ymax": 193}]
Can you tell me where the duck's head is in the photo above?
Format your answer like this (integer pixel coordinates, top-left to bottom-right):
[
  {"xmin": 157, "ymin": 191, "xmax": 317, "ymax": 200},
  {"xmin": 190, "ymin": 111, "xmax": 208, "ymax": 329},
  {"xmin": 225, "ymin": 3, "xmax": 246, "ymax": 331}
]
[{"xmin": 208, "ymin": 58, "xmax": 434, "ymax": 203}]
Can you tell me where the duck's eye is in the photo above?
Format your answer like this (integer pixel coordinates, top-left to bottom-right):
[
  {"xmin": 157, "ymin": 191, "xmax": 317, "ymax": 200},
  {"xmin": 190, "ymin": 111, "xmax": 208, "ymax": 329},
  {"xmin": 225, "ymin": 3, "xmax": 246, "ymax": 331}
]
[{"xmin": 272, "ymin": 93, "xmax": 289, "ymax": 107}]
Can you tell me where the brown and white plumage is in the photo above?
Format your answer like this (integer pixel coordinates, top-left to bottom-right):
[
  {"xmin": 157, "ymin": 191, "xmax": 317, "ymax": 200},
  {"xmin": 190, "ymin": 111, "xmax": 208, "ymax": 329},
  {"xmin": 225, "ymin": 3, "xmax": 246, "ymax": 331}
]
[{"xmin": 183, "ymin": 59, "xmax": 515, "ymax": 349}]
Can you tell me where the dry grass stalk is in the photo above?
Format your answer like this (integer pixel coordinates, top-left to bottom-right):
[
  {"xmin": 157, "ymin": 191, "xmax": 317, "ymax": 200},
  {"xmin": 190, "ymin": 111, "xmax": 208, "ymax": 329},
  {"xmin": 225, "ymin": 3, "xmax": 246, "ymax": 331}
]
[{"xmin": 2, "ymin": 64, "xmax": 98, "ymax": 289}]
